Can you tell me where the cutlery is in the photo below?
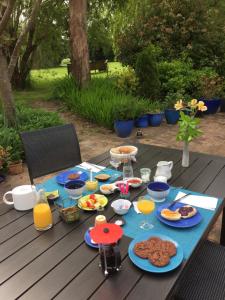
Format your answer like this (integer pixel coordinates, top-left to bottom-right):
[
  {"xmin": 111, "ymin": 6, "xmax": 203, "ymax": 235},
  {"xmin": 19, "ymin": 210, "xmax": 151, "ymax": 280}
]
[{"xmin": 167, "ymin": 193, "xmax": 192, "ymax": 209}]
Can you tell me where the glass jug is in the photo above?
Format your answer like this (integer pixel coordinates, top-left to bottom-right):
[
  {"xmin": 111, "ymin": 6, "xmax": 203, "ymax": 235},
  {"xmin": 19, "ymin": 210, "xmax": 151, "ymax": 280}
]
[{"xmin": 33, "ymin": 189, "xmax": 53, "ymax": 231}]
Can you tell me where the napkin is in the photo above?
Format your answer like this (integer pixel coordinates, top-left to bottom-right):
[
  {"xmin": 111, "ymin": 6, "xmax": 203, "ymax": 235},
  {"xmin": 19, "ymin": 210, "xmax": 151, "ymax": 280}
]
[
  {"xmin": 78, "ymin": 162, "xmax": 105, "ymax": 173},
  {"xmin": 133, "ymin": 202, "xmax": 142, "ymax": 214},
  {"xmin": 175, "ymin": 191, "xmax": 218, "ymax": 211}
]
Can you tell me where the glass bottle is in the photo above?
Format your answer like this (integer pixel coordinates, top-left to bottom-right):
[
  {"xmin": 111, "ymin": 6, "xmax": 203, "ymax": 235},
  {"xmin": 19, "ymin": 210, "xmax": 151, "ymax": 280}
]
[
  {"xmin": 122, "ymin": 155, "xmax": 134, "ymax": 180},
  {"xmin": 33, "ymin": 189, "xmax": 53, "ymax": 231}
]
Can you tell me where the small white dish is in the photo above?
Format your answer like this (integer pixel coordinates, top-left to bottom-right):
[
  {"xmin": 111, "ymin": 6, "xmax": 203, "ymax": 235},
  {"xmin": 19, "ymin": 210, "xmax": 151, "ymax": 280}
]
[
  {"xmin": 127, "ymin": 177, "xmax": 142, "ymax": 188},
  {"xmin": 111, "ymin": 199, "xmax": 131, "ymax": 215},
  {"xmin": 154, "ymin": 176, "xmax": 168, "ymax": 183},
  {"xmin": 100, "ymin": 184, "xmax": 117, "ymax": 195}
]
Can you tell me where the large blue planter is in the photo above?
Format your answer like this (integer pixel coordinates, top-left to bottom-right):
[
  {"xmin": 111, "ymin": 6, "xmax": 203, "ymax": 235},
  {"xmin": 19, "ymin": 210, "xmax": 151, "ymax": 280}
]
[
  {"xmin": 114, "ymin": 120, "xmax": 134, "ymax": 138},
  {"xmin": 135, "ymin": 114, "xmax": 149, "ymax": 128},
  {"xmin": 165, "ymin": 109, "xmax": 180, "ymax": 124},
  {"xmin": 200, "ymin": 98, "xmax": 221, "ymax": 114},
  {"xmin": 148, "ymin": 113, "xmax": 164, "ymax": 127}
]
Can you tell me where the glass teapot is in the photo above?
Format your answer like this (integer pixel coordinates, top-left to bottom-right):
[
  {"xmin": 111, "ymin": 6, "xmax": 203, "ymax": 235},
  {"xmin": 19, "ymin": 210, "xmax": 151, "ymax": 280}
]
[{"xmin": 90, "ymin": 223, "xmax": 123, "ymax": 276}]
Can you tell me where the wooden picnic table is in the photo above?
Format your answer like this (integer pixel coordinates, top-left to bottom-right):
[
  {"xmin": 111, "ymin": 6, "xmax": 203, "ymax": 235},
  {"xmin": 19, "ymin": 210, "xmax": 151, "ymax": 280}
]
[{"xmin": 0, "ymin": 143, "xmax": 225, "ymax": 300}]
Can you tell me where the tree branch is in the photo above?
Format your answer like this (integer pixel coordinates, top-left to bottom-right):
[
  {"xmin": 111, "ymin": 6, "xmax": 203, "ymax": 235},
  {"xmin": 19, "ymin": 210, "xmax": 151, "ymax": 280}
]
[
  {"xmin": 8, "ymin": 0, "xmax": 42, "ymax": 79},
  {"xmin": 0, "ymin": 0, "xmax": 16, "ymax": 37}
]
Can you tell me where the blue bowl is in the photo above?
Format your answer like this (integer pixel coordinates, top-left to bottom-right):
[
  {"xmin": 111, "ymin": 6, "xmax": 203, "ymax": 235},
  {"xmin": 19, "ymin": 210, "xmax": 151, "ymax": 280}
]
[
  {"xmin": 64, "ymin": 179, "xmax": 85, "ymax": 199},
  {"xmin": 147, "ymin": 181, "xmax": 170, "ymax": 202}
]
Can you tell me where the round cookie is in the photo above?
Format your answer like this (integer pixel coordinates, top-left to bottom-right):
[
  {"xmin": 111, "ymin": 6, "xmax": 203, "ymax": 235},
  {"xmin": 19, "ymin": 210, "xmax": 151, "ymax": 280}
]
[
  {"xmin": 147, "ymin": 238, "xmax": 163, "ymax": 253},
  {"xmin": 148, "ymin": 250, "xmax": 170, "ymax": 267},
  {"xmin": 161, "ymin": 240, "xmax": 177, "ymax": 257},
  {"xmin": 133, "ymin": 241, "xmax": 150, "ymax": 259}
]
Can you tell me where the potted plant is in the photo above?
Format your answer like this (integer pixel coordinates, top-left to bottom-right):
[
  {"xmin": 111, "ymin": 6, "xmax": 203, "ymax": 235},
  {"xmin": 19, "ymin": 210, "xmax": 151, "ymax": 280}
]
[
  {"xmin": 175, "ymin": 99, "xmax": 207, "ymax": 167},
  {"xmin": 148, "ymin": 102, "xmax": 164, "ymax": 127},
  {"xmin": 135, "ymin": 101, "xmax": 149, "ymax": 128},
  {"xmin": 113, "ymin": 103, "xmax": 136, "ymax": 138},
  {"xmin": 197, "ymin": 75, "xmax": 224, "ymax": 114},
  {"xmin": 164, "ymin": 94, "xmax": 181, "ymax": 124},
  {"xmin": 0, "ymin": 146, "xmax": 11, "ymax": 182},
  {"xmin": 8, "ymin": 148, "xmax": 23, "ymax": 175}
]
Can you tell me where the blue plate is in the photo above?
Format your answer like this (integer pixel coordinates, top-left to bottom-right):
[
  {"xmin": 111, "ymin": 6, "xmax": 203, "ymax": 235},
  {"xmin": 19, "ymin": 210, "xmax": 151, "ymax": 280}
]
[
  {"xmin": 156, "ymin": 202, "xmax": 202, "ymax": 228},
  {"xmin": 84, "ymin": 228, "xmax": 99, "ymax": 249},
  {"xmin": 56, "ymin": 170, "xmax": 88, "ymax": 185},
  {"xmin": 128, "ymin": 232, "xmax": 183, "ymax": 273}
]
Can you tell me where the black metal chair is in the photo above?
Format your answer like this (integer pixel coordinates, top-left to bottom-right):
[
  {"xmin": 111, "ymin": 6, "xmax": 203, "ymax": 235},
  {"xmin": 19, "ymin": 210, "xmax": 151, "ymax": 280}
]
[
  {"xmin": 174, "ymin": 240, "xmax": 225, "ymax": 300},
  {"xmin": 20, "ymin": 124, "xmax": 81, "ymax": 184}
]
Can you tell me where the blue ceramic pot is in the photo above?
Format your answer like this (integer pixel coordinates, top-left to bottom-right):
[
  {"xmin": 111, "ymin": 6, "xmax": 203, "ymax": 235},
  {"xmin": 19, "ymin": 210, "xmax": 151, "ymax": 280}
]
[
  {"xmin": 0, "ymin": 174, "xmax": 5, "ymax": 183},
  {"xmin": 135, "ymin": 114, "xmax": 149, "ymax": 128},
  {"xmin": 165, "ymin": 109, "xmax": 180, "ymax": 124},
  {"xmin": 200, "ymin": 98, "xmax": 221, "ymax": 114},
  {"xmin": 114, "ymin": 120, "xmax": 134, "ymax": 138},
  {"xmin": 148, "ymin": 113, "xmax": 164, "ymax": 127}
]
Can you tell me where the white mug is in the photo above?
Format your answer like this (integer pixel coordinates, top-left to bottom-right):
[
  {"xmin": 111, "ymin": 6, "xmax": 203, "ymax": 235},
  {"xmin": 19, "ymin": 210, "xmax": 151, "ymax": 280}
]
[{"xmin": 3, "ymin": 185, "xmax": 40, "ymax": 211}]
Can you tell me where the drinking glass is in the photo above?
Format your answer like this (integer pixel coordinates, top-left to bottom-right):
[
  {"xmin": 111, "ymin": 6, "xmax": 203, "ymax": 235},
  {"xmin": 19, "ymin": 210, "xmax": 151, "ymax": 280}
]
[
  {"xmin": 137, "ymin": 196, "xmax": 155, "ymax": 230},
  {"xmin": 140, "ymin": 168, "xmax": 151, "ymax": 183},
  {"xmin": 110, "ymin": 157, "xmax": 120, "ymax": 170}
]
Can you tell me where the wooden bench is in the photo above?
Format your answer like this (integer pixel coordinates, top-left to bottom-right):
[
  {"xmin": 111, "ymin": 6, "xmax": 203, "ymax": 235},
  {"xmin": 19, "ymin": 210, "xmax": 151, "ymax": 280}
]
[{"xmin": 67, "ymin": 60, "xmax": 108, "ymax": 75}]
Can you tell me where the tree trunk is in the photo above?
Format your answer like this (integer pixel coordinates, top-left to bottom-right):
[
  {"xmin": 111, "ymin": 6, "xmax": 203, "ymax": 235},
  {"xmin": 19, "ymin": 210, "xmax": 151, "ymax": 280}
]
[
  {"xmin": 8, "ymin": 0, "xmax": 42, "ymax": 80},
  {"xmin": 0, "ymin": 47, "xmax": 17, "ymax": 127},
  {"xmin": 69, "ymin": 0, "xmax": 90, "ymax": 88}
]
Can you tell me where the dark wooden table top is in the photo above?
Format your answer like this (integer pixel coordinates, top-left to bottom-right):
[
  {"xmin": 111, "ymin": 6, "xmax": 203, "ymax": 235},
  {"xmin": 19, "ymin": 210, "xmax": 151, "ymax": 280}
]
[{"xmin": 0, "ymin": 143, "xmax": 225, "ymax": 300}]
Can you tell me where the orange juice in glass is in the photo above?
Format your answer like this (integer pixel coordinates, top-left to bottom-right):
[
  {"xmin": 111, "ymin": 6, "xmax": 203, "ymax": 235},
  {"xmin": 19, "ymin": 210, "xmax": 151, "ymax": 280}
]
[
  {"xmin": 33, "ymin": 189, "xmax": 52, "ymax": 231},
  {"xmin": 137, "ymin": 196, "xmax": 155, "ymax": 230}
]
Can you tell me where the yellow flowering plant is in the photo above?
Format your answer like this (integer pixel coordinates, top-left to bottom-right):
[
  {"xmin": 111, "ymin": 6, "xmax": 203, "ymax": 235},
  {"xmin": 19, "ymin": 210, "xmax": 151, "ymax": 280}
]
[
  {"xmin": 0, "ymin": 146, "xmax": 11, "ymax": 172},
  {"xmin": 175, "ymin": 99, "xmax": 207, "ymax": 142}
]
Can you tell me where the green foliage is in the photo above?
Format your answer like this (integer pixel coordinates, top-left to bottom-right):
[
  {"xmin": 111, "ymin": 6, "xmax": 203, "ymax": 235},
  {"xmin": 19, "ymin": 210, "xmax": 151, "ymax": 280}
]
[
  {"xmin": 113, "ymin": 0, "xmax": 225, "ymax": 75},
  {"xmin": 116, "ymin": 66, "xmax": 139, "ymax": 95},
  {"xmin": 0, "ymin": 146, "xmax": 11, "ymax": 173},
  {"xmin": 135, "ymin": 46, "xmax": 161, "ymax": 100},
  {"xmin": 53, "ymin": 76, "xmax": 146, "ymax": 128},
  {"xmin": 196, "ymin": 75, "xmax": 224, "ymax": 99},
  {"xmin": 177, "ymin": 111, "xmax": 202, "ymax": 143},
  {"xmin": 0, "ymin": 106, "xmax": 63, "ymax": 163}
]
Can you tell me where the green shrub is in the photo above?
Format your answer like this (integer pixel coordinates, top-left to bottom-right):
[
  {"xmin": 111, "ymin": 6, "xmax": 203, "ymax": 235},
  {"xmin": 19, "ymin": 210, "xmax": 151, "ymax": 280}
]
[
  {"xmin": 135, "ymin": 46, "xmax": 161, "ymax": 100},
  {"xmin": 116, "ymin": 66, "xmax": 139, "ymax": 95},
  {"xmin": 113, "ymin": 0, "xmax": 225, "ymax": 75},
  {"xmin": 0, "ymin": 106, "xmax": 63, "ymax": 162},
  {"xmin": 53, "ymin": 76, "xmax": 147, "ymax": 129}
]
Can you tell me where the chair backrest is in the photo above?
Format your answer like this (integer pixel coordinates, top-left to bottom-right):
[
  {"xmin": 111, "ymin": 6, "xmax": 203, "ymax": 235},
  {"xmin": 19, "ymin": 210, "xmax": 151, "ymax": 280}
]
[{"xmin": 20, "ymin": 124, "xmax": 81, "ymax": 184}]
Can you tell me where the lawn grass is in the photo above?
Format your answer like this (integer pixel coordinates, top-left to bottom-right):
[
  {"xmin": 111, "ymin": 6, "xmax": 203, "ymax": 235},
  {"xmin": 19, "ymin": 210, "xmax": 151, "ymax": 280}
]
[{"xmin": 13, "ymin": 62, "xmax": 123, "ymax": 103}]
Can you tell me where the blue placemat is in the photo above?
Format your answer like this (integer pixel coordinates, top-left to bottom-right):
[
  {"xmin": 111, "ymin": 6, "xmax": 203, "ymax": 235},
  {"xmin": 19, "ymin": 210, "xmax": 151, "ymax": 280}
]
[
  {"xmin": 37, "ymin": 166, "xmax": 122, "ymax": 207},
  {"xmin": 123, "ymin": 187, "xmax": 223, "ymax": 260}
]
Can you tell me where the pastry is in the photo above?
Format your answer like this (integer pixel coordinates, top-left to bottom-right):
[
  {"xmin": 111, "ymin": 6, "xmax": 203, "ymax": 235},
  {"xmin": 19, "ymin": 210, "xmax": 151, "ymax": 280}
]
[
  {"xmin": 119, "ymin": 146, "xmax": 134, "ymax": 154},
  {"xmin": 95, "ymin": 174, "xmax": 111, "ymax": 181},
  {"xmin": 160, "ymin": 208, "xmax": 181, "ymax": 221},
  {"xmin": 67, "ymin": 173, "xmax": 80, "ymax": 180},
  {"xmin": 148, "ymin": 250, "xmax": 170, "ymax": 267},
  {"xmin": 177, "ymin": 205, "xmax": 197, "ymax": 219}
]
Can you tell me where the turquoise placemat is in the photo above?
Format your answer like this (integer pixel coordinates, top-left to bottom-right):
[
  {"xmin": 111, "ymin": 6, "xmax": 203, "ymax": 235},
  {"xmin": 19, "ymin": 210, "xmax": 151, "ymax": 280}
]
[
  {"xmin": 37, "ymin": 166, "xmax": 122, "ymax": 207},
  {"xmin": 123, "ymin": 187, "xmax": 223, "ymax": 260}
]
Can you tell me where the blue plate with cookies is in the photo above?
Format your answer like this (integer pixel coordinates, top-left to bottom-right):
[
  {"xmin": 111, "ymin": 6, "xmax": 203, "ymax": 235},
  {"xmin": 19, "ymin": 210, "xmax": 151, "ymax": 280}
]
[{"xmin": 128, "ymin": 232, "xmax": 183, "ymax": 273}]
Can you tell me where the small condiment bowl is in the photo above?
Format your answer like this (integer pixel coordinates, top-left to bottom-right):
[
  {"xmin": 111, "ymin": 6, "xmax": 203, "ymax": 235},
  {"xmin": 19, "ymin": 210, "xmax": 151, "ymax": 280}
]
[
  {"xmin": 147, "ymin": 181, "xmax": 170, "ymax": 202},
  {"xmin": 100, "ymin": 184, "xmax": 117, "ymax": 195},
  {"xmin": 127, "ymin": 177, "xmax": 142, "ymax": 188},
  {"xmin": 64, "ymin": 180, "xmax": 85, "ymax": 199},
  {"xmin": 111, "ymin": 199, "xmax": 131, "ymax": 215}
]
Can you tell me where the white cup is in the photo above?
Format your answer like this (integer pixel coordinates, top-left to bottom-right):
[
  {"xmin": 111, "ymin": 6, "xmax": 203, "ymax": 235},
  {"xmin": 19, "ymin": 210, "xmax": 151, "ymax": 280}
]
[
  {"xmin": 154, "ymin": 176, "xmax": 168, "ymax": 183},
  {"xmin": 3, "ymin": 185, "xmax": 39, "ymax": 211}
]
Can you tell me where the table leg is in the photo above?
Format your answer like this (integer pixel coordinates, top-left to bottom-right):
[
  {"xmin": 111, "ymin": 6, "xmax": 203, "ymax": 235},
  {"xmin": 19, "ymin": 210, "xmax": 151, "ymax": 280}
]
[{"xmin": 220, "ymin": 207, "xmax": 225, "ymax": 246}]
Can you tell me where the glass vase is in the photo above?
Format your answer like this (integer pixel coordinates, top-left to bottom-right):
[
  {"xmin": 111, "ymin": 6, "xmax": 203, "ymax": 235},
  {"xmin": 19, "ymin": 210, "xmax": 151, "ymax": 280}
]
[{"xmin": 182, "ymin": 141, "xmax": 189, "ymax": 167}]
